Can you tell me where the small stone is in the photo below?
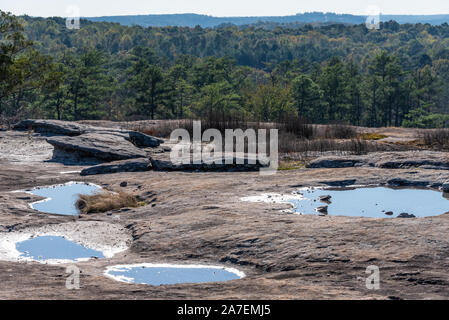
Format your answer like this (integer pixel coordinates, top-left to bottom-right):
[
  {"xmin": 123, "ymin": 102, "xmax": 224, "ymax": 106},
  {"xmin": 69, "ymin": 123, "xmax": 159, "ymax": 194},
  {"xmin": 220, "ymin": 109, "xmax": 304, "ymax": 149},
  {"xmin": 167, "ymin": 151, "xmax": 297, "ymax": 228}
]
[
  {"xmin": 17, "ymin": 196, "xmax": 31, "ymax": 200},
  {"xmin": 316, "ymin": 205, "xmax": 328, "ymax": 215},
  {"xmin": 442, "ymin": 181, "xmax": 449, "ymax": 193},
  {"xmin": 318, "ymin": 195, "xmax": 332, "ymax": 203},
  {"xmin": 75, "ymin": 199, "xmax": 87, "ymax": 212},
  {"xmin": 120, "ymin": 181, "xmax": 128, "ymax": 187},
  {"xmin": 397, "ymin": 213, "xmax": 416, "ymax": 218}
]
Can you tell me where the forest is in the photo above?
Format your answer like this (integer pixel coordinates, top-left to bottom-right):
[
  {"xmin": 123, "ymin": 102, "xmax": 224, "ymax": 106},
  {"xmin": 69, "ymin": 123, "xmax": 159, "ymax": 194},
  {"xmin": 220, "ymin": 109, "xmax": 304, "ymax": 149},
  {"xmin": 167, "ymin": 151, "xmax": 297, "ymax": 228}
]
[
  {"xmin": 85, "ymin": 12, "xmax": 449, "ymax": 28},
  {"xmin": 86, "ymin": 12, "xmax": 367, "ymax": 28},
  {"xmin": 2, "ymin": 9, "xmax": 449, "ymax": 128}
]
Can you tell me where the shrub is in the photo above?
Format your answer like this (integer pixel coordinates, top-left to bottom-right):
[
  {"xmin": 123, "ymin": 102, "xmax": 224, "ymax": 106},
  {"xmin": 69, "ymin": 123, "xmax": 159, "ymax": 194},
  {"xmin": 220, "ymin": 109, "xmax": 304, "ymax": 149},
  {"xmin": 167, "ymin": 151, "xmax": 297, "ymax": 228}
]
[
  {"xmin": 324, "ymin": 124, "xmax": 357, "ymax": 139},
  {"xmin": 278, "ymin": 114, "xmax": 315, "ymax": 139},
  {"xmin": 278, "ymin": 133, "xmax": 375, "ymax": 155},
  {"xmin": 419, "ymin": 129, "xmax": 449, "ymax": 149}
]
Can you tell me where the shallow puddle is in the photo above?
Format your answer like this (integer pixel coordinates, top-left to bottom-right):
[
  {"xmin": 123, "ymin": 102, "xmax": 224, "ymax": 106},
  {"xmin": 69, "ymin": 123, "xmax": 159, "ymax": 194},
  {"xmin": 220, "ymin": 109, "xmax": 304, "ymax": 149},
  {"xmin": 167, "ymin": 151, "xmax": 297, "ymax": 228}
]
[
  {"xmin": 16, "ymin": 236, "xmax": 105, "ymax": 262},
  {"xmin": 26, "ymin": 182, "xmax": 100, "ymax": 215},
  {"xmin": 104, "ymin": 263, "xmax": 245, "ymax": 285},
  {"xmin": 290, "ymin": 187, "xmax": 449, "ymax": 218}
]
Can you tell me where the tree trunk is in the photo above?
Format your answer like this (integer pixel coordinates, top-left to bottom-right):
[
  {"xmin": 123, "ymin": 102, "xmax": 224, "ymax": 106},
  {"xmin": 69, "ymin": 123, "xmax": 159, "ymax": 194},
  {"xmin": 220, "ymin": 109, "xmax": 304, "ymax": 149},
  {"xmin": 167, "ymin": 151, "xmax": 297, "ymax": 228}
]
[
  {"xmin": 56, "ymin": 96, "xmax": 62, "ymax": 120},
  {"xmin": 371, "ymin": 86, "xmax": 377, "ymax": 127}
]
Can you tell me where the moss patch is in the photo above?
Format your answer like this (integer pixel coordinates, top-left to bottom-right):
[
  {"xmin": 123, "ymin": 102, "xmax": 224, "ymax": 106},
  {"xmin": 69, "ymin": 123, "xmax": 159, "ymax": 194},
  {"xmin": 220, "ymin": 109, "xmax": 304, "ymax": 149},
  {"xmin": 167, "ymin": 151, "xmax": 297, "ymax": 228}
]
[
  {"xmin": 358, "ymin": 133, "xmax": 388, "ymax": 140},
  {"xmin": 278, "ymin": 160, "xmax": 307, "ymax": 171}
]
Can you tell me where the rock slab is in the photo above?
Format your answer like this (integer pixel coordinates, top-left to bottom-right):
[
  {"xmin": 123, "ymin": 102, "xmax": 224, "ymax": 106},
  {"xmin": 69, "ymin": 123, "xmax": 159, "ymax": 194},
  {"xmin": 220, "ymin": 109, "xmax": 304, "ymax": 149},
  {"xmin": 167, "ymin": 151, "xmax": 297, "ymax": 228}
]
[
  {"xmin": 14, "ymin": 119, "xmax": 163, "ymax": 148},
  {"xmin": 13, "ymin": 119, "xmax": 88, "ymax": 136},
  {"xmin": 47, "ymin": 133, "xmax": 147, "ymax": 162},
  {"xmin": 150, "ymin": 155, "xmax": 264, "ymax": 172},
  {"xmin": 80, "ymin": 158, "xmax": 151, "ymax": 176},
  {"xmin": 307, "ymin": 151, "xmax": 449, "ymax": 171}
]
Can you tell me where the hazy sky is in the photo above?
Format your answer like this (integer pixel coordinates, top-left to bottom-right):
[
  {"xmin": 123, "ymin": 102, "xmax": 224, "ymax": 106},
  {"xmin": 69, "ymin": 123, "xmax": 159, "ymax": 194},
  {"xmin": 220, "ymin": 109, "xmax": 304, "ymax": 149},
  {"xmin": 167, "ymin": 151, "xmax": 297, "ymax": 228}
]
[{"xmin": 1, "ymin": 0, "xmax": 449, "ymax": 17}]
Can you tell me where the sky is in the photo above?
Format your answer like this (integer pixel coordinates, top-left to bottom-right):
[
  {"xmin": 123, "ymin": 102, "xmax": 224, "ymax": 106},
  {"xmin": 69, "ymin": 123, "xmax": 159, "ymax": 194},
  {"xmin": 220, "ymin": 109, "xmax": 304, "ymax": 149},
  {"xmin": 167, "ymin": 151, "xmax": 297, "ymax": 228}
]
[{"xmin": 1, "ymin": 0, "xmax": 449, "ymax": 17}]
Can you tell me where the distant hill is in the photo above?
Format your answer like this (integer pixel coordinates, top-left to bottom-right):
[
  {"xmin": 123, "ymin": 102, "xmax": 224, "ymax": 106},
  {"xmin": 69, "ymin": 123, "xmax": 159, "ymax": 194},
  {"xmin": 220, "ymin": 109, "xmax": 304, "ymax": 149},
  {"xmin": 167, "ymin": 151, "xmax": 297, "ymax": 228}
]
[
  {"xmin": 85, "ymin": 12, "xmax": 449, "ymax": 28},
  {"xmin": 381, "ymin": 14, "xmax": 449, "ymax": 25}
]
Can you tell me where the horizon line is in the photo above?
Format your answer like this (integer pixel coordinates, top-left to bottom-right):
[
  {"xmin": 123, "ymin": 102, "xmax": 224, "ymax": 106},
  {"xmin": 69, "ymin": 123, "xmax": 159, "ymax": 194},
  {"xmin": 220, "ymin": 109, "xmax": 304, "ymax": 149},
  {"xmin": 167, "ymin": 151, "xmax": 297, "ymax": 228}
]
[{"xmin": 10, "ymin": 11, "xmax": 449, "ymax": 19}]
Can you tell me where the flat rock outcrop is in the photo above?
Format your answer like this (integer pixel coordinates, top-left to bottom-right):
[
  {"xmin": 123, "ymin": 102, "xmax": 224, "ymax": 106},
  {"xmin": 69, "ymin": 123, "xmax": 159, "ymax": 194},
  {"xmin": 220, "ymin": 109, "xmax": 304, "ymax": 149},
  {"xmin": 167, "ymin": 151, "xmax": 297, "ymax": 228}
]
[
  {"xmin": 307, "ymin": 158, "xmax": 363, "ymax": 168},
  {"xmin": 128, "ymin": 131, "xmax": 163, "ymax": 148},
  {"xmin": 13, "ymin": 119, "xmax": 164, "ymax": 167},
  {"xmin": 307, "ymin": 151, "xmax": 449, "ymax": 170},
  {"xmin": 150, "ymin": 154, "xmax": 264, "ymax": 172},
  {"xmin": 319, "ymin": 179, "xmax": 357, "ymax": 187},
  {"xmin": 4, "ymin": 127, "xmax": 449, "ymax": 299},
  {"xmin": 14, "ymin": 119, "xmax": 163, "ymax": 148},
  {"xmin": 14, "ymin": 119, "xmax": 270, "ymax": 172},
  {"xmin": 13, "ymin": 119, "xmax": 88, "ymax": 136},
  {"xmin": 47, "ymin": 133, "xmax": 147, "ymax": 162},
  {"xmin": 387, "ymin": 178, "xmax": 430, "ymax": 187},
  {"xmin": 80, "ymin": 158, "xmax": 151, "ymax": 176}
]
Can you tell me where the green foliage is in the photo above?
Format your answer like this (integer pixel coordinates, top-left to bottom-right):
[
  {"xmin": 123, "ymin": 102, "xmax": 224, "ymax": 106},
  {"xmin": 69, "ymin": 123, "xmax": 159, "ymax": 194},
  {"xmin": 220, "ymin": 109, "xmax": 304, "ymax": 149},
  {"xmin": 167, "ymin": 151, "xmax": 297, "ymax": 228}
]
[
  {"xmin": 3, "ymin": 10, "xmax": 449, "ymax": 128},
  {"xmin": 0, "ymin": 11, "xmax": 49, "ymax": 118},
  {"xmin": 403, "ymin": 112, "xmax": 449, "ymax": 128},
  {"xmin": 126, "ymin": 47, "xmax": 165, "ymax": 119},
  {"xmin": 63, "ymin": 49, "xmax": 111, "ymax": 120},
  {"xmin": 292, "ymin": 74, "xmax": 322, "ymax": 121}
]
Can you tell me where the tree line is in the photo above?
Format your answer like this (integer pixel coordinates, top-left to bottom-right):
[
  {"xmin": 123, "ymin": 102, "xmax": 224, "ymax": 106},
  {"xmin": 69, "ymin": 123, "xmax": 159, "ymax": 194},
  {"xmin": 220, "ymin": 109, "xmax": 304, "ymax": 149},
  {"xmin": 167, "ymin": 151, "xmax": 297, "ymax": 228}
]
[{"xmin": 1, "ymin": 10, "xmax": 449, "ymax": 128}]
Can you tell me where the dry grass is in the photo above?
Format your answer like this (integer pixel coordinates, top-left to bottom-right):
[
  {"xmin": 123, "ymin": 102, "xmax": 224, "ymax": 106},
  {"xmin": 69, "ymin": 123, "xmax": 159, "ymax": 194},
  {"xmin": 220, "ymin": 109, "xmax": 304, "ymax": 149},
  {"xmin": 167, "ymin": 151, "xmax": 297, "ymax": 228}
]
[
  {"xmin": 418, "ymin": 129, "xmax": 449, "ymax": 150},
  {"xmin": 133, "ymin": 118, "xmax": 359, "ymax": 141},
  {"xmin": 75, "ymin": 191, "xmax": 141, "ymax": 214},
  {"xmin": 130, "ymin": 114, "xmax": 316, "ymax": 140},
  {"xmin": 0, "ymin": 115, "xmax": 22, "ymax": 130},
  {"xmin": 130, "ymin": 120, "xmax": 191, "ymax": 138},
  {"xmin": 278, "ymin": 133, "xmax": 377, "ymax": 155},
  {"xmin": 129, "ymin": 118, "xmax": 387, "ymax": 156},
  {"xmin": 322, "ymin": 124, "xmax": 357, "ymax": 139}
]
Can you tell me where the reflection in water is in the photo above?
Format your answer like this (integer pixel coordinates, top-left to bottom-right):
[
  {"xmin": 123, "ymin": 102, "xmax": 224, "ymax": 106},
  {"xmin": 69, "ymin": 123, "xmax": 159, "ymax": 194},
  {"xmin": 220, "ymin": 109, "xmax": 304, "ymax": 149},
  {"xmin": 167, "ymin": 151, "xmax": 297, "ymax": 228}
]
[
  {"xmin": 27, "ymin": 182, "xmax": 100, "ymax": 215},
  {"xmin": 16, "ymin": 235, "xmax": 104, "ymax": 261},
  {"xmin": 105, "ymin": 263, "xmax": 245, "ymax": 285},
  {"xmin": 289, "ymin": 187, "xmax": 449, "ymax": 218}
]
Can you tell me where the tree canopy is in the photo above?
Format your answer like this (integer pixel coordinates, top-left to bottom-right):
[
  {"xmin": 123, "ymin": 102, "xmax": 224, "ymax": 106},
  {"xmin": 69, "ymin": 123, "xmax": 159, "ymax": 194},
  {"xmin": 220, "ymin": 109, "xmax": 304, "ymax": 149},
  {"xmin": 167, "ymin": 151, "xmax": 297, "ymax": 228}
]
[{"xmin": 2, "ymin": 10, "xmax": 449, "ymax": 128}]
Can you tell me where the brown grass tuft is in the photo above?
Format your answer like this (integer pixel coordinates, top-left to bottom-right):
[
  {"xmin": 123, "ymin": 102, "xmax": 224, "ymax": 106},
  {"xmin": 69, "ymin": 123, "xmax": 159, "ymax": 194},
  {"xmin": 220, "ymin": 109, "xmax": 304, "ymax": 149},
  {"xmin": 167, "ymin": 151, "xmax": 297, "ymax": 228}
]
[{"xmin": 75, "ymin": 191, "xmax": 139, "ymax": 214}]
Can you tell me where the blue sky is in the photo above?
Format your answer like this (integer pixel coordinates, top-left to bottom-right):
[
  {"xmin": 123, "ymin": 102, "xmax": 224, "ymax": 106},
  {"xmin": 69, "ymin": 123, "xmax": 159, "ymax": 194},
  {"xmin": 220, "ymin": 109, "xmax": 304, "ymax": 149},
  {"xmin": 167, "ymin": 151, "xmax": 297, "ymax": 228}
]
[{"xmin": 1, "ymin": 0, "xmax": 449, "ymax": 17}]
